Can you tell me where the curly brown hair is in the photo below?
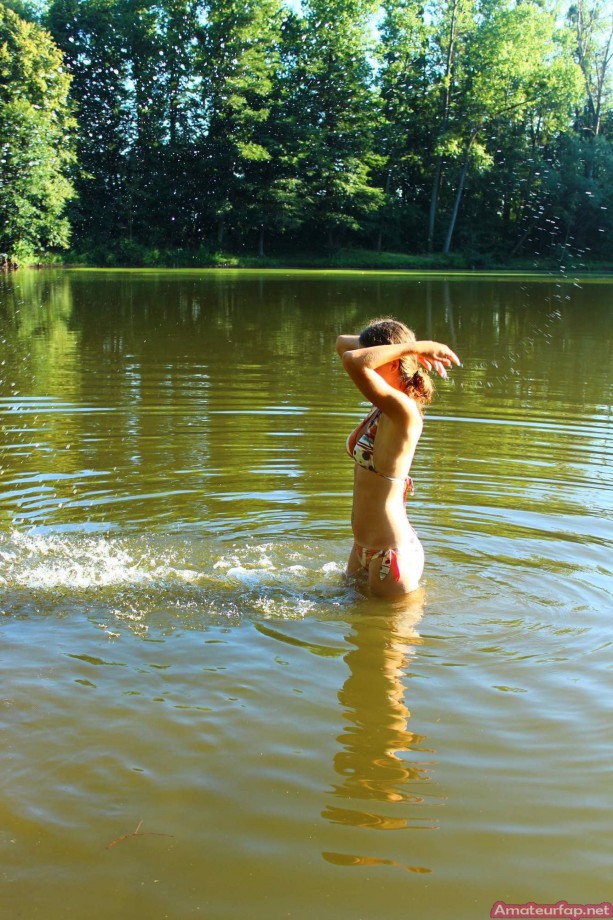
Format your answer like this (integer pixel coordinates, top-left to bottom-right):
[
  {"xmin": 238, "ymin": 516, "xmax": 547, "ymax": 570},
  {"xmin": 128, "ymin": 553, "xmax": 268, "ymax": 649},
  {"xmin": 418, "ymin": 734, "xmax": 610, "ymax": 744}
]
[{"xmin": 358, "ymin": 317, "xmax": 434, "ymax": 408}]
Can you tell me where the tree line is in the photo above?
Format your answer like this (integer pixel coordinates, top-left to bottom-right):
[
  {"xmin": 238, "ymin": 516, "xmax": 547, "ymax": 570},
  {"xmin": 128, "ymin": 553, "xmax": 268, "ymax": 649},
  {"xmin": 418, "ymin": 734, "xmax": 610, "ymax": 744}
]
[{"xmin": 1, "ymin": 0, "xmax": 612, "ymax": 266}]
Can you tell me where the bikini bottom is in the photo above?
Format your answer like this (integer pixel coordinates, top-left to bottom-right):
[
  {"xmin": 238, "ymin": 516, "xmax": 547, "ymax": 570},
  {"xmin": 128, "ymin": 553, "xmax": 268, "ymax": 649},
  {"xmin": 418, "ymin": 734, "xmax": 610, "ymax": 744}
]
[{"xmin": 354, "ymin": 544, "xmax": 401, "ymax": 582}]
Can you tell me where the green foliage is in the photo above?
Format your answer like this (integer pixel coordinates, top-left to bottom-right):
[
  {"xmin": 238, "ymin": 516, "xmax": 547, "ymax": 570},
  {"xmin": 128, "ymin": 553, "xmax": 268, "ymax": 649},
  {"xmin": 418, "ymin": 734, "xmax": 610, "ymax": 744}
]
[
  {"xmin": 0, "ymin": 0, "xmax": 610, "ymax": 263},
  {"xmin": 0, "ymin": 0, "xmax": 47, "ymax": 22},
  {"xmin": 284, "ymin": 0, "xmax": 384, "ymax": 247},
  {"xmin": 0, "ymin": 5, "xmax": 76, "ymax": 258},
  {"xmin": 195, "ymin": 0, "xmax": 286, "ymax": 247}
]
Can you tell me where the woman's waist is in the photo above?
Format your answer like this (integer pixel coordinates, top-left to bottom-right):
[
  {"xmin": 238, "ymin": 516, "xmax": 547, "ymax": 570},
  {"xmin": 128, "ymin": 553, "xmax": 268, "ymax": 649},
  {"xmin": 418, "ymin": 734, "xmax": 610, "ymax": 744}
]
[{"xmin": 351, "ymin": 506, "xmax": 417, "ymax": 549}]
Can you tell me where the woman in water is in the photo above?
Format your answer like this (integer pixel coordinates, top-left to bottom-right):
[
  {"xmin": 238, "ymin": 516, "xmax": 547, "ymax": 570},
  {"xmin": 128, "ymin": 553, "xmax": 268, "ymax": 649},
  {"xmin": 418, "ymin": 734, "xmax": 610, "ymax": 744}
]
[{"xmin": 337, "ymin": 317, "xmax": 460, "ymax": 597}]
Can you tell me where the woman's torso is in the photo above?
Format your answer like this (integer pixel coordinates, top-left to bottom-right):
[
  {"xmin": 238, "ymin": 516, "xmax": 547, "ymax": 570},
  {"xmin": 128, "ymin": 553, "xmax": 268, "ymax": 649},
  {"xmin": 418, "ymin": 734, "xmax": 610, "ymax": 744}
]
[{"xmin": 347, "ymin": 406, "xmax": 422, "ymax": 549}]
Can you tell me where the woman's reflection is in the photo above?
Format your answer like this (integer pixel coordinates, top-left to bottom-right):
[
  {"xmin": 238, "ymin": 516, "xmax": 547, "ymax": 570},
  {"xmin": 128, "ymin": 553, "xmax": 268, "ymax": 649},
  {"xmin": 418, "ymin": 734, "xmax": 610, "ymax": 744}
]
[{"xmin": 322, "ymin": 590, "xmax": 442, "ymax": 869}]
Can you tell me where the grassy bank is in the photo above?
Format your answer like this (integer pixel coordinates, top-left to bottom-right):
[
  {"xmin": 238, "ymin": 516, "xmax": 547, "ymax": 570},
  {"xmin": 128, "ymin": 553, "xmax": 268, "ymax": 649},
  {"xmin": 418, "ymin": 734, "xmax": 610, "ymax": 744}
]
[{"xmin": 32, "ymin": 244, "xmax": 613, "ymax": 273}]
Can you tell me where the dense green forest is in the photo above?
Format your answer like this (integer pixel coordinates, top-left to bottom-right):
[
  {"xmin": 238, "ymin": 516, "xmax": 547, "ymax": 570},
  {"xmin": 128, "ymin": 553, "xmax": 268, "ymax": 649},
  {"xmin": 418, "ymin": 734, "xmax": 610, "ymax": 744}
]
[{"xmin": 1, "ymin": 0, "xmax": 612, "ymax": 266}]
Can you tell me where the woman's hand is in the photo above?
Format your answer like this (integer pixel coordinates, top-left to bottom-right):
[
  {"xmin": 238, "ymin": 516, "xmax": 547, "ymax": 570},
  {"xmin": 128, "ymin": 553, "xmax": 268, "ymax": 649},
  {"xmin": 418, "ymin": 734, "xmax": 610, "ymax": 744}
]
[{"xmin": 412, "ymin": 341, "xmax": 461, "ymax": 378}]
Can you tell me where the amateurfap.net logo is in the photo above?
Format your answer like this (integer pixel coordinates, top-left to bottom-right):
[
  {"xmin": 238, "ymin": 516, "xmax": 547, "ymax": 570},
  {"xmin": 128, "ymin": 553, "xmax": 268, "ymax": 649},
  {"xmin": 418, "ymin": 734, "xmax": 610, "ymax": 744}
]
[{"xmin": 490, "ymin": 902, "xmax": 613, "ymax": 919}]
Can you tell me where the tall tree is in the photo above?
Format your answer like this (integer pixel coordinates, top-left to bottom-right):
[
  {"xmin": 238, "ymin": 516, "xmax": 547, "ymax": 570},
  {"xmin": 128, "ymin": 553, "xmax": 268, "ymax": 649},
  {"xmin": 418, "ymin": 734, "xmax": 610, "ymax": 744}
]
[
  {"xmin": 48, "ymin": 0, "xmax": 205, "ymax": 253},
  {"xmin": 439, "ymin": 0, "xmax": 582, "ymax": 253},
  {"xmin": 117, "ymin": 0, "xmax": 203, "ymax": 247},
  {"xmin": 46, "ymin": 0, "xmax": 132, "ymax": 250},
  {"xmin": 194, "ymin": 0, "xmax": 285, "ymax": 249},
  {"xmin": 569, "ymin": 0, "xmax": 613, "ymax": 140},
  {"xmin": 377, "ymin": 0, "xmax": 431, "ymax": 252},
  {"xmin": 286, "ymin": 0, "xmax": 384, "ymax": 250},
  {"xmin": 234, "ymin": 10, "xmax": 315, "ymax": 256},
  {"xmin": 425, "ymin": 0, "xmax": 477, "ymax": 252},
  {"xmin": 0, "ymin": 5, "xmax": 76, "ymax": 258}
]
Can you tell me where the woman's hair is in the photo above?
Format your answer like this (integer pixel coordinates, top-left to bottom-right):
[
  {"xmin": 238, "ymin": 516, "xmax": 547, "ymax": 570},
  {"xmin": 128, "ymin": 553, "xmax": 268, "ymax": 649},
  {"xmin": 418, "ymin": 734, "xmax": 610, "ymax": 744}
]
[{"xmin": 359, "ymin": 316, "xmax": 434, "ymax": 408}]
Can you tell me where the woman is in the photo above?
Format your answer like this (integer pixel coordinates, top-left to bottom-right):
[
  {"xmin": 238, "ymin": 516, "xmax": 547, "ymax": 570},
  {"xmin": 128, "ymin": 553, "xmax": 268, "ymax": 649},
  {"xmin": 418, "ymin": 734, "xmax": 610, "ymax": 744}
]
[{"xmin": 337, "ymin": 317, "xmax": 460, "ymax": 597}]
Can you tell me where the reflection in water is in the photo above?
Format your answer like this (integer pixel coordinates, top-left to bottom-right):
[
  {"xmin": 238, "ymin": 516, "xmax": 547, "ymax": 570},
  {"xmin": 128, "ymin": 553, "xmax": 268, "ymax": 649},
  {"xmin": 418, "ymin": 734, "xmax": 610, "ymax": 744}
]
[
  {"xmin": 323, "ymin": 590, "xmax": 442, "ymax": 871},
  {"xmin": 1, "ymin": 271, "xmax": 612, "ymax": 917},
  {"xmin": 2, "ymin": 270, "xmax": 611, "ymax": 540}
]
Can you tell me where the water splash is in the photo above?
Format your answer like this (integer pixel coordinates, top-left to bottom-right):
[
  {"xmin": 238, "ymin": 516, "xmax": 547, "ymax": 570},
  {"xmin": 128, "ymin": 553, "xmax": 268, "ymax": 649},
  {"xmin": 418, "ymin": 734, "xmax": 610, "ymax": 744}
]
[
  {"xmin": 0, "ymin": 530, "xmax": 352, "ymax": 630},
  {"xmin": 0, "ymin": 530, "xmax": 190, "ymax": 590}
]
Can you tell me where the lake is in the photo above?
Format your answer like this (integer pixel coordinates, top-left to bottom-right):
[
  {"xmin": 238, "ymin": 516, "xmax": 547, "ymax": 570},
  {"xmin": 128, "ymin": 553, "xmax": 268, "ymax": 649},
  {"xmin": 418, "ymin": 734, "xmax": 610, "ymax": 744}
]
[{"xmin": 1, "ymin": 269, "xmax": 611, "ymax": 920}]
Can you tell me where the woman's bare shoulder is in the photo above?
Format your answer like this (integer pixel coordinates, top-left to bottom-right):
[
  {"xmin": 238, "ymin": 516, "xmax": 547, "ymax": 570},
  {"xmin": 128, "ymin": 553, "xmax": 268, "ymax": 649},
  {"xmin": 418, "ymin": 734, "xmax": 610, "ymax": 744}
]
[{"xmin": 382, "ymin": 393, "xmax": 423, "ymax": 437}]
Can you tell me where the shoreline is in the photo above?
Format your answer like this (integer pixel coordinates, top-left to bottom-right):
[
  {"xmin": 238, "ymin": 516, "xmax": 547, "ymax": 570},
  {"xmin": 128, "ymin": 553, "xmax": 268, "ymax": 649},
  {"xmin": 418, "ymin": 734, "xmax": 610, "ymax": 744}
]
[{"xmin": 18, "ymin": 249, "xmax": 613, "ymax": 275}]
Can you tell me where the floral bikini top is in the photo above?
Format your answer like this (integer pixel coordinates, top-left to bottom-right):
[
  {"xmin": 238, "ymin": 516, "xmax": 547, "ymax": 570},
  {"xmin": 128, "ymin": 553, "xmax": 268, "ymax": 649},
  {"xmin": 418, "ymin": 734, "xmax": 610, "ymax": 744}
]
[{"xmin": 346, "ymin": 407, "xmax": 414, "ymax": 496}]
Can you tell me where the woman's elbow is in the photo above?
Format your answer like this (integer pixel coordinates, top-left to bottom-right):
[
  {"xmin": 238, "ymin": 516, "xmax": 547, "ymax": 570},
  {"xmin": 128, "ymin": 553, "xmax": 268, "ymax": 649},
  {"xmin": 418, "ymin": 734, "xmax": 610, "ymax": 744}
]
[
  {"xmin": 342, "ymin": 350, "xmax": 363, "ymax": 377},
  {"xmin": 341, "ymin": 349, "xmax": 353, "ymax": 369},
  {"xmin": 336, "ymin": 336, "xmax": 357, "ymax": 359}
]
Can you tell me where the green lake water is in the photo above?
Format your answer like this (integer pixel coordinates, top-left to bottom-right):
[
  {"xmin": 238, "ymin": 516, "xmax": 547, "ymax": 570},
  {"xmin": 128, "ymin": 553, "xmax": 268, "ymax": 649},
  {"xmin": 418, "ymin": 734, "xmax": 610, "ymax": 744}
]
[{"xmin": 1, "ymin": 269, "xmax": 611, "ymax": 920}]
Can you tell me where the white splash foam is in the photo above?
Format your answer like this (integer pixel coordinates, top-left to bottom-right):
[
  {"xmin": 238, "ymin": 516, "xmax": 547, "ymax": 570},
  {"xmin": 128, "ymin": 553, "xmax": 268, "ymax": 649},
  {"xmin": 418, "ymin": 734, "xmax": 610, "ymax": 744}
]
[
  {"xmin": 0, "ymin": 531, "xmax": 348, "ymax": 621},
  {"xmin": 0, "ymin": 531, "xmax": 192, "ymax": 590}
]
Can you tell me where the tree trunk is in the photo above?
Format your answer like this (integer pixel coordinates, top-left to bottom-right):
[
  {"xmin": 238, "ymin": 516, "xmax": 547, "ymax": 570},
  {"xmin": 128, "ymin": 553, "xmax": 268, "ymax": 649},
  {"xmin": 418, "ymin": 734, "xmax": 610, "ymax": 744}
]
[
  {"xmin": 427, "ymin": 0, "xmax": 459, "ymax": 252},
  {"xmin": 377, "ymin": 168, "xmax": 392, "ymax": 253},
  {"xmin": 427, "ymin": 159, "xmax": 443, "ymax": 252},
  {"xmin": 574, "ymin": 2, "xmax": 613, "ymax": 140},
  {"xmin": 510, "ymin": 221, "xmax": 535, "ymax": 258},
  {"xmin": 258, "ymin": 226, "xmax": 265, "ymax": 258},
  {"xmin": 442, "ymin": 133, "xmax": 475, "ymax": 255}
]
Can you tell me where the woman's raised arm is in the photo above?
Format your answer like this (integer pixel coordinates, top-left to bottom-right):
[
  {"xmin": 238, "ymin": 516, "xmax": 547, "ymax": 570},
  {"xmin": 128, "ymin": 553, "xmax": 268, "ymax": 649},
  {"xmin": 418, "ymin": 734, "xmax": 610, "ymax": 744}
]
[
  {"xmin": 336, "ymin": 334, "xmax": 361, "ymax": 357},
  {"xmin": 341, "ymin": 340, "xmax": 460, "ymax": 376}
]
